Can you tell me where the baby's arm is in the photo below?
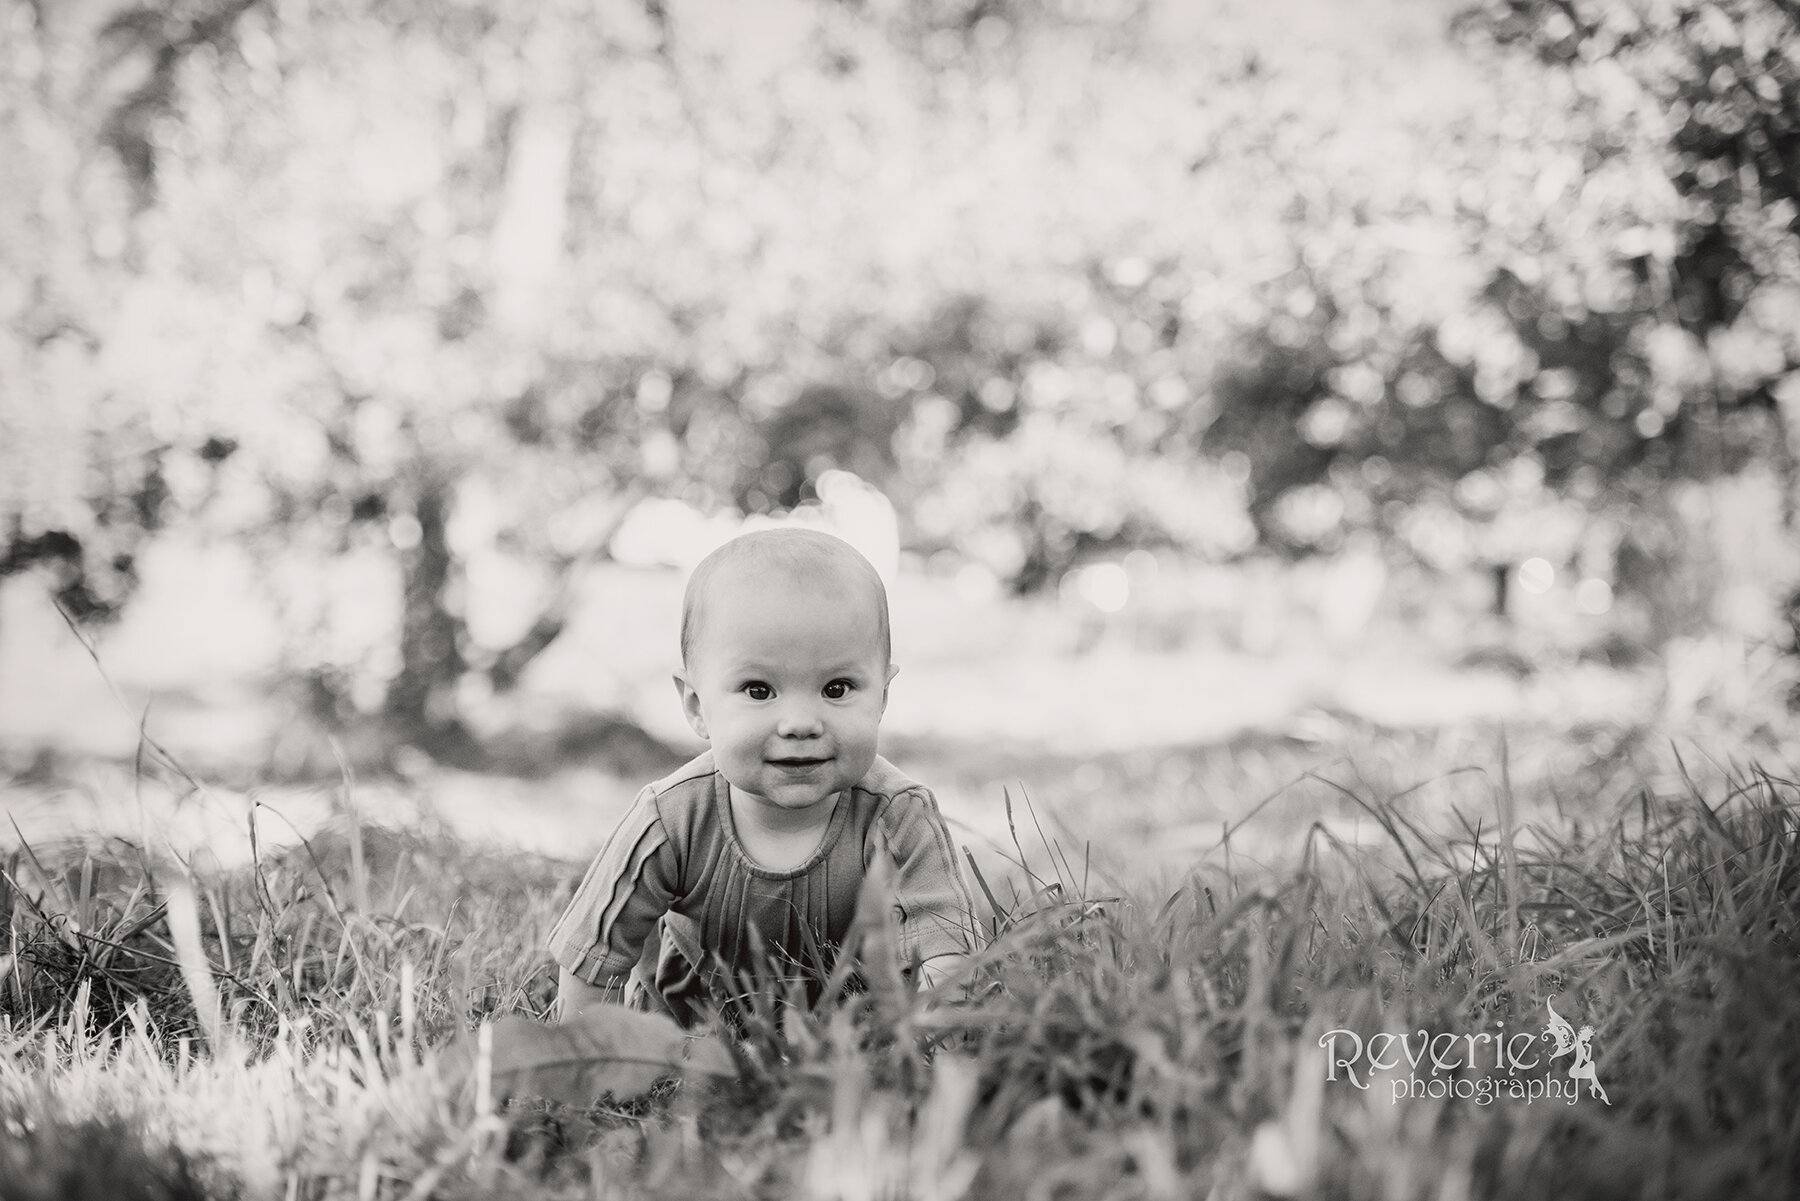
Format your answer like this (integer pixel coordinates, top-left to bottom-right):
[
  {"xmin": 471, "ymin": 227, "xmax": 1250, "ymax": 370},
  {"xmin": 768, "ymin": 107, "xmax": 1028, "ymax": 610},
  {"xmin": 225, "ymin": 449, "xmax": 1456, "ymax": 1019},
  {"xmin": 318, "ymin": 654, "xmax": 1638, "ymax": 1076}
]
[
  {"xmin": 545, "ymin": 789, "xmax": 679, "ymax": 1020},
  {"xmin": 876, "ymin": 786, "xmax": 977, "ymax": 990}
]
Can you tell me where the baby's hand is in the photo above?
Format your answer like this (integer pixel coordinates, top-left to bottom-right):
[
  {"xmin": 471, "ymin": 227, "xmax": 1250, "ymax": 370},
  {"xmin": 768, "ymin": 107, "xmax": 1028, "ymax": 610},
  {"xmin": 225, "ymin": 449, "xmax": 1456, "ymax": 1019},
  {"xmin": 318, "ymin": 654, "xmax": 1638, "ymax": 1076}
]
[
  {"xmin": 447, "ymin": 1002, "xmax": 735, "ymax": 1110},
  {"xmin": 915, "ymin": 952, "xmax": 968, "ymax": 994},
  {"xmin": 555, "ymin": 966, "xmax": 623, "ymax": 1022}
]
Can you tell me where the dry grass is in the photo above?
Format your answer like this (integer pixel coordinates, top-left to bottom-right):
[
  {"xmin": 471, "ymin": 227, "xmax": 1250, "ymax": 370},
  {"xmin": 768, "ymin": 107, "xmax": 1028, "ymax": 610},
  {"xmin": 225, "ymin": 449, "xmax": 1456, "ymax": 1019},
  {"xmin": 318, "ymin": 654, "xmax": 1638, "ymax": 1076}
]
[{"xmin": 2, "ymin": 735, "xmax": 1797, "ymax": 1200}]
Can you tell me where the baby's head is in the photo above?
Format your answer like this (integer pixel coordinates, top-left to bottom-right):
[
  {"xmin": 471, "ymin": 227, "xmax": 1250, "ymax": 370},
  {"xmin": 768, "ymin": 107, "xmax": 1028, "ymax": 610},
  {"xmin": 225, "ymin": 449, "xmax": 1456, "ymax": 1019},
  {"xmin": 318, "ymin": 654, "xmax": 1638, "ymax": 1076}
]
[
  {"xmin": 675, "ymin": 530, "xmax": 895, "ymax": 811},
  {"xmin": 681, "ymin": 528, "xmax": 889, "ymax": 674}
]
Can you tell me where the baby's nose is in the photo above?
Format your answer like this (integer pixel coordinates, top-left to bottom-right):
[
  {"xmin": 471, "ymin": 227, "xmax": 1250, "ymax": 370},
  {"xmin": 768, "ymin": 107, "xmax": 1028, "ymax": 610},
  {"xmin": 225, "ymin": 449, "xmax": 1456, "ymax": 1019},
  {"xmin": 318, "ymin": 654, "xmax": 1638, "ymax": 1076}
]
[{"xmin": 776, "ymin": 701, "xmax": 824, "ymax": 738}]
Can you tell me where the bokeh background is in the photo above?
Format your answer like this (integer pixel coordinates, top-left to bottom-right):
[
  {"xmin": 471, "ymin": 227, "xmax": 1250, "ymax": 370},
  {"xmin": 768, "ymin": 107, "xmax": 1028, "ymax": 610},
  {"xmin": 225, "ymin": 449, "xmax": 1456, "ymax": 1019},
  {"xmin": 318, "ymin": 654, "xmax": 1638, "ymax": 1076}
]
[{"xmin": 4, "ymin": 0, "xmax": 1798, "ymax": 880}]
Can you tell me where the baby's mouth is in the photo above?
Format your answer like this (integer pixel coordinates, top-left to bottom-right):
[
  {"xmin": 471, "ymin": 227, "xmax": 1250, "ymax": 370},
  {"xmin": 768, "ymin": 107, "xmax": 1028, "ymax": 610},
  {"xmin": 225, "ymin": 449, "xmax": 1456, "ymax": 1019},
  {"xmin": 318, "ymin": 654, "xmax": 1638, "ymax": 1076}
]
[{"xmin": 767, "ymin": 756, "xmax": 831, "ymax": 768}]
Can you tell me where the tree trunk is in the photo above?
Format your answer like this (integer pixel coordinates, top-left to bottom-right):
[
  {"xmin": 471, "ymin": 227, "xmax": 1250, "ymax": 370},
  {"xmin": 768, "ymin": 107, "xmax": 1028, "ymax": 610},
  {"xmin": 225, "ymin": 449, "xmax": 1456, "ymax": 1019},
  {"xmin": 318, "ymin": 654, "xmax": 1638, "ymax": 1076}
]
[
  {"xmin": 384, "ymin": 474, "xmax": 470, "ymax": 755},
  {"xmin": 375, "ymin": 473, "xmax": 665, "ymax": 771}
]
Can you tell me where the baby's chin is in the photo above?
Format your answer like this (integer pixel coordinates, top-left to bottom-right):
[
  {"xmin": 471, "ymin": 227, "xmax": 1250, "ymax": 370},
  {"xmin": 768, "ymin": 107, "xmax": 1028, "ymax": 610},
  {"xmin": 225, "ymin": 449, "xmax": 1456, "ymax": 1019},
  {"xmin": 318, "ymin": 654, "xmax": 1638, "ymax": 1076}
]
[
  {"xmin": 731, "ymin": 759, "xmax": 872, "ymax": 807},
  {"xmin": 758, "ymin": 763, "xmax": 844, "ymax": 794}
]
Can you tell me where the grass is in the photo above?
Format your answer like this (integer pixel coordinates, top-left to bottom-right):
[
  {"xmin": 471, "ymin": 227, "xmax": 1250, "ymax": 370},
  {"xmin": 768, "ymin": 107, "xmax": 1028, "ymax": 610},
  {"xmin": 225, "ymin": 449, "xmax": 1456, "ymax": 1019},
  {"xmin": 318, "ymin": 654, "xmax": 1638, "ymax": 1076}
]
[{"xmin": 1, "ymin": 735, "xmax": 1797, "ymax": 1200}]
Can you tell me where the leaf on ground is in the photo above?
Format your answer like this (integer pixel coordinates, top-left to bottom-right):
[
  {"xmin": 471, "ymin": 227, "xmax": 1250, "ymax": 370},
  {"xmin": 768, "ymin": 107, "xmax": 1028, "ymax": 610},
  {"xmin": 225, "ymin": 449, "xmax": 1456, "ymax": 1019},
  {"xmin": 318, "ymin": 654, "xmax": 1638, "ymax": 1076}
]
[{"xmin": 446, "ymin": 1004, "xmax": 736, "ymax": 1109}]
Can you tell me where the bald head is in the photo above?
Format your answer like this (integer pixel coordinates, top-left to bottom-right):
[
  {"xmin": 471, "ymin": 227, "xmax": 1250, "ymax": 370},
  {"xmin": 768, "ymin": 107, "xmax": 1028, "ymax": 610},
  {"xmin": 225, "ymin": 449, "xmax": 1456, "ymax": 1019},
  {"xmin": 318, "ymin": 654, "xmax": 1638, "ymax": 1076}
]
[{"xmin": 680, "ymin": 529, "xmax": 891, "ymax": 670}]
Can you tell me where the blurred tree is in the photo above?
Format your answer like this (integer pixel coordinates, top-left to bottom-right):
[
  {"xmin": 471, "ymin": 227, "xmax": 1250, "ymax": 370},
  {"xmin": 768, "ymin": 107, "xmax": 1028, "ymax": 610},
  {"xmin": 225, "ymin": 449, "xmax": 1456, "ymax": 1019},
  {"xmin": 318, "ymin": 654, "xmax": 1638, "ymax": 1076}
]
[
  {"xmin": 888, "ymin": 289, "xmax": 1257, "ymax": 592},
  {"xmin": 0, "ymin": 0, "xmax": 228, "ymax": 626},
  {"xmin": 129, "ymin": 0, "xmax": 758, "ymax": 765},
  {"xmin": 19, "ymin": 0, "xmax": 1786, "ymax": 769},
  {"xmin": 1471, "ymin": 0, "xmax": 1800, "ymax": 652},
  {"xmin": 1474, "ymin": 1, "xmax": 1798, "ymax": 353},
  {"xmin": 0, "ymin": 0, "xmax": 744, "ymax": 766},
  {"xmin": 1196, "ymin": 0, "xmax": 1798, "ymax": 641},
  {"xmin": 7, "ymin": 0, "xmax": 1243, "ymax": 758}
]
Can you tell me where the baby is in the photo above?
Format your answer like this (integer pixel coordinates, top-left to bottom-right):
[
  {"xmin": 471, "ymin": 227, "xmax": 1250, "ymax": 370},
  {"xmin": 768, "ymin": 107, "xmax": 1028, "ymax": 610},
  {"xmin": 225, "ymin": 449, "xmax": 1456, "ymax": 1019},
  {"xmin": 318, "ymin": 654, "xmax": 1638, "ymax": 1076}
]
[{"xmin": 548, "ymin": 528, "xmax": 972, "ymax": 1028}]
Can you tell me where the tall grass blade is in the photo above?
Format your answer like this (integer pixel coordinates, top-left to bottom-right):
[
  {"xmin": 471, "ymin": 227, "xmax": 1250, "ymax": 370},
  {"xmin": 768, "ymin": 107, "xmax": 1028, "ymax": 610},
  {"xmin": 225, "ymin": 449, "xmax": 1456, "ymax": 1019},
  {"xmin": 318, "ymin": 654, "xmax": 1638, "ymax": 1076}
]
[
  {"xmin": 165, "ymin": 877, "xmax": 225, "ymax": 1054},
  {"xmin": 962, "ymin": 848, "xmax": 1006, "ymax": 938},
  {"xmin": 1497, "ymin": 729, "xmax": 1521, "ymax": 956}
]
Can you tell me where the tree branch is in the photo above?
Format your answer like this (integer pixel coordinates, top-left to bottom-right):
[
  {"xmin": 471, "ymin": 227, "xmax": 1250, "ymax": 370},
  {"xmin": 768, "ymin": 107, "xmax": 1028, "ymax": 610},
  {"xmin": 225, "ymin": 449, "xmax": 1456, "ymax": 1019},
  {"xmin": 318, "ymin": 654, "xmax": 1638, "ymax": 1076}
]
[{"xmin": 481, "ymin": 480, "xmax": 650, "ymax": 694}]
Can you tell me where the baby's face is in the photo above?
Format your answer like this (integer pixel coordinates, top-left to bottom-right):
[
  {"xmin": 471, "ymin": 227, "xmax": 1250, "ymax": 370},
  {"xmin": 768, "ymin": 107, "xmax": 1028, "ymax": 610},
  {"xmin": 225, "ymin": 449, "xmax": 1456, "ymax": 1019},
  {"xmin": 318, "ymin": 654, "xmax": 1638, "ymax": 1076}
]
[{"xmin": 677, "ymin": 568, "xmax": 893, "ymax": 817}]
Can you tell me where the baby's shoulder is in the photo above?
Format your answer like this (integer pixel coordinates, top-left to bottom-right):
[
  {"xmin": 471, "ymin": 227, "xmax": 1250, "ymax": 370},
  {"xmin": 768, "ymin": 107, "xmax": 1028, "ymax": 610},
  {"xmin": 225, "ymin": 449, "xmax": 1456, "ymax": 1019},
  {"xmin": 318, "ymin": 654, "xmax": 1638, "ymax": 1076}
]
[
  {"xmin": 636, "ymin": 750, "xmax": 726, "ymax": 841},
  {"xmin": 645, "ymin": 749, "xmax": 720, "ymax": 799},
  {"xmin": 850, "ymin": 759, "xmax": 959, "ymax": 869},
  {"xmin": 852, "ymin": 758, "xmax": 952, "ymax": 847},
  {"xmin": 853, "ymin": 755, "xmax": 932, "ymax": 806}
]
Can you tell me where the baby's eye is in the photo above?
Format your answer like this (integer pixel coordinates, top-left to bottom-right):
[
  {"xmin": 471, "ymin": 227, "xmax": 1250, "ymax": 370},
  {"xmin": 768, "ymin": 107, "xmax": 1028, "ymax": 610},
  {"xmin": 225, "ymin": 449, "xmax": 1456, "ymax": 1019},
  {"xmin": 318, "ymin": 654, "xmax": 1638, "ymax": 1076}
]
[
  {"xmin": 742, "ymin": 682, "xmax": 773, "ymax": 701},
  {"xmin": 822, "ymin": 679, "xmax": 854, "ymax": 700}
]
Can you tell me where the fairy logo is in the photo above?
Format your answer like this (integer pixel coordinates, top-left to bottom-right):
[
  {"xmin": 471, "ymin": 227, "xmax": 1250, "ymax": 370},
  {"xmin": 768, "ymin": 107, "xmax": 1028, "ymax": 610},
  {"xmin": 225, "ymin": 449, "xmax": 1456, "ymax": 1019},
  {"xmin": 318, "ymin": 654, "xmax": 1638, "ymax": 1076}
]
[{"xmin": 1542, "ymin": 998, "xmax": 1610, "ymax": 1105}]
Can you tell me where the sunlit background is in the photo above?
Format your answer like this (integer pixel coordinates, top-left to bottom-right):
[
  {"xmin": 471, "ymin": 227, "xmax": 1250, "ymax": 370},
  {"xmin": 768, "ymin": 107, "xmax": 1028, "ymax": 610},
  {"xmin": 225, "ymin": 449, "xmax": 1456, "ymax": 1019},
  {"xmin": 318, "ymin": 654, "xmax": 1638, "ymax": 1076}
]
[{"xmin": 3, "ymin": 0, "xmax": 1798, "ymax": 881}]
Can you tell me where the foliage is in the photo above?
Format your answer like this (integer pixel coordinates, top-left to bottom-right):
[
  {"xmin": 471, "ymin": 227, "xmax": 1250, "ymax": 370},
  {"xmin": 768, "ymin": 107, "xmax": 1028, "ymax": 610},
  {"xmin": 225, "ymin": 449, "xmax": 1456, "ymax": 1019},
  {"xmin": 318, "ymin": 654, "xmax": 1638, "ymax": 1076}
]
[
  {"xmin": 1477, "ymin": 0, "xmax": 1800, "ymax": 335},
  {"xmin": 7, "ymin": 0, "xmax": 1799, "ymax": 752},
  {"xmin": 3, "ymin": 740, "xmax": 1799, "ymax": 1198},
  {"xmin": 1198, "ymin": 6, "xmax": 1796, "ymax": 565},
  {"xmin": 1437, "ymin": 0, "xmax": 1800, "ymax": 607}
]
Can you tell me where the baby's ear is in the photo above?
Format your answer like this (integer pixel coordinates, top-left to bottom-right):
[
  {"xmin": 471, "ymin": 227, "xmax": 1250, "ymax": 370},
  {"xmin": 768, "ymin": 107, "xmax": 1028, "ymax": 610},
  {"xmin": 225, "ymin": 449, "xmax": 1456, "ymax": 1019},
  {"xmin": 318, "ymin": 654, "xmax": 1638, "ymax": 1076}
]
[
  {"xmin": 672, "ymin": 673, "xmax": 708, "ymax": 740},
  {"xmin": 881, "ymin": 662, "xmax": 898, "ymax": 711}
]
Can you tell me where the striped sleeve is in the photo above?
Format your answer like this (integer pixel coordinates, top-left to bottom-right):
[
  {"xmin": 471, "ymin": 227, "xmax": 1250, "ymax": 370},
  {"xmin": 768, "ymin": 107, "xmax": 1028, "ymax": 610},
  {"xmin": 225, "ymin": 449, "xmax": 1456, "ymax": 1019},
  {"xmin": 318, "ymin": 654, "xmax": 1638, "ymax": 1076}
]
[
  {"xmin": 872, "ymin": 787, "xmax": 976, "ymax": 969},
  {"xmin": 546, "ymin": 786, "xmax": 681, "ymax": 987}
]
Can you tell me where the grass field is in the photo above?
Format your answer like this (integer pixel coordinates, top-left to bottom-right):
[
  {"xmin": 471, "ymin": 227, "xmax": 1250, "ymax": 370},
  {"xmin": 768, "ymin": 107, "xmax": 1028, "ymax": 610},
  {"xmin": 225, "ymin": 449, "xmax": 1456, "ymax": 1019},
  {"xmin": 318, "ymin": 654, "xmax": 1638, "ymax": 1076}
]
[{"xmin": 2, "ymin": 724, "xmax": 1796, "ymax": 1200}]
